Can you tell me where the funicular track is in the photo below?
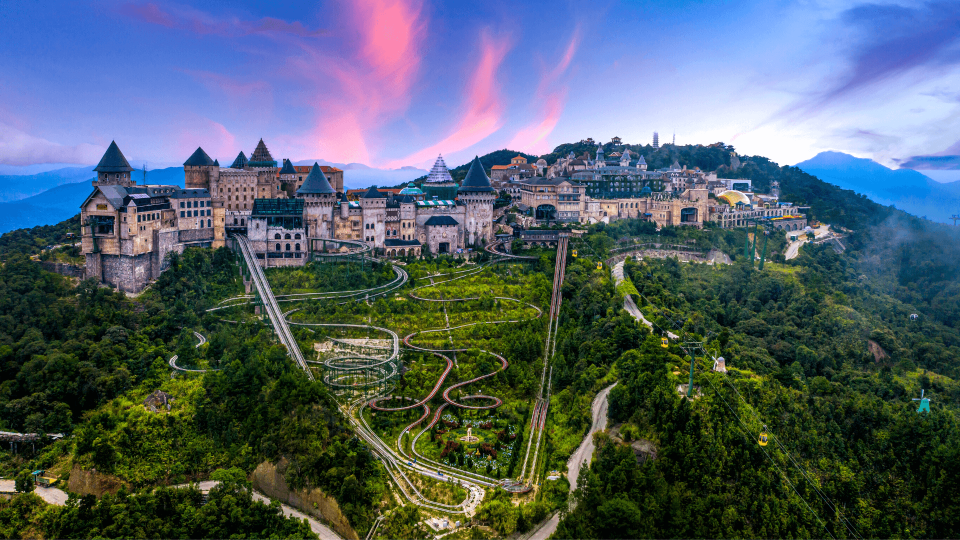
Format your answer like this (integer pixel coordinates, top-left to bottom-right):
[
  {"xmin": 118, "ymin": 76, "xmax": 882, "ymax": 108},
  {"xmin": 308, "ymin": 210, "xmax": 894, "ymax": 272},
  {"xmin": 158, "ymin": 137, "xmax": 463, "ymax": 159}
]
[
  {"xmin": 232, "ymin": 235, "xmax": 313, "ymax": 379},
  {"xmin": 516, "ymin": 234, "xmax": 568, "ymax": 487},
  {"xmin": 223, "ymin": 236, "xmax": 564, "ymax": 514}
]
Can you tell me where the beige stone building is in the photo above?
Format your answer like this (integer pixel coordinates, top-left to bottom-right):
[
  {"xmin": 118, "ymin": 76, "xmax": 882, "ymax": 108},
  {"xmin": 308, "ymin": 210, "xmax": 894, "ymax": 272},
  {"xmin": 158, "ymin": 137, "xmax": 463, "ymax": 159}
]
[{"xmin": 80, "ymin": 141, "xmax": 493, "ymax": 292}]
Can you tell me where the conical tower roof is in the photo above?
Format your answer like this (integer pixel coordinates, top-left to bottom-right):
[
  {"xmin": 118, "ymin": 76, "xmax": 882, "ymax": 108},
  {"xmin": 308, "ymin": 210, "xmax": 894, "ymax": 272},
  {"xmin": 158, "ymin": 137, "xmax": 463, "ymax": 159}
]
[
  {"xmin": 637, "ymin": 155, "xmax": 646, "ymax": 165},
  {"xmin": 230, "ymin": 151, "xmax": 248, "ymax": 169},
  {"xmin": 459, "ymin": 156, "xmax": 493, "ymax": 192},
  {"xmin": 426, "ymin": 154, "xmax": 454, "ymax": 183},
  {"xmin": 280, "ymin": 159, "xmax": 296, "ymax": 175},
  {"xmin": 184, "ymin": 147, "xmax": 215, "ymax": 167},
  {"xmin": 296, "ymin": 163, "xmax": 335, "ymax": 195},
  {"xmin": 362, "ymin": 186, "xmax": 386, "ymax": 198},
  {"xmin": 214, "ymin": 159, "xmax": 220, "ymax": 166},
  {"xmin": 94, "ymin": 141, "xmax": 134, "ymax": 173}
]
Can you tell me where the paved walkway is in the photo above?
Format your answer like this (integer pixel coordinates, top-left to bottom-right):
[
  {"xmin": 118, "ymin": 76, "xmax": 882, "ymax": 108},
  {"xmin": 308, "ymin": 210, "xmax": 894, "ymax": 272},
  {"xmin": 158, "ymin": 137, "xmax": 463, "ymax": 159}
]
[
  {"xmin": 522, "ymin": 383, "xmax": 617, "ymax": 540},
  {"xmin": 0, "ymin": 480, "xmax": 69, "ymax": 506},
  {"xmin": 177, "ymin": 480, "xmax": 344, "ymax": 540},
  {"xmin": 613, "ymin": 261, "xmax": 677, "ymax": 339}
]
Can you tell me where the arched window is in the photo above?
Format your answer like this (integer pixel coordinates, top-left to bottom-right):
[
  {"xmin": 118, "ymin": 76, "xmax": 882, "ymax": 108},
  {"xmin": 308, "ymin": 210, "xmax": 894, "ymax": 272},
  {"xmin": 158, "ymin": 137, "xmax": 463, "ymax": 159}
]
[
  {"xmin": 276, "ymin": 243, "xmax": 281, "ymax": 251},
  {"xmin": 284, "ymin": 233, "xmax": 291, "ymax": 239},
  {"xmin": 275, "ymin": 233, "xmax": 281, "ymax": 239},
  {"xmin": 295, "ymin": 243, "xmax": 300, "ymax": 251},
  {"xmin": 285, "ymin": 243, "xmax": 291, "ymax": 251},
  {"xmin": 294, "ymin": 233, "xmax": 301, "ymax": 239},
  {"xmin": 207, "ymin": 219, "xmax": 211, "ymax": 228}
]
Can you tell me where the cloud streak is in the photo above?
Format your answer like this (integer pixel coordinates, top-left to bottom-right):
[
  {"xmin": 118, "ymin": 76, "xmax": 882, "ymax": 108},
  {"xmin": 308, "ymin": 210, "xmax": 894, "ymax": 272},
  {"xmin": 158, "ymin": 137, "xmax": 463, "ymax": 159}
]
[
  {"xmin": 0, "ymin": 123, "xmax": 104, "ymax": 166},
  {"xmin": 120, "ymin": 2, "xmax": 327, "ymax": 37},
  {"xmin": 781, "ymin": 1, "xmax": 960, "ymax": 118},
  {"xmin": 384, "ymin": 31, "xmax": 511, "ymax": 168},
  {"xmin": 507, "ymin": 27, "xmax": 580, "ymax": 154}
]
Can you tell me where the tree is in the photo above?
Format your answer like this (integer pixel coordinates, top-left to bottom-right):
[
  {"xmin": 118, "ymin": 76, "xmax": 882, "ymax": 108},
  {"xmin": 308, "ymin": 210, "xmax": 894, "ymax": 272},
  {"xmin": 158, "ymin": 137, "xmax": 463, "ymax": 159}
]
[{"xmin": 14, "ymin": 470, "xmax": 33, "ymax": 493}]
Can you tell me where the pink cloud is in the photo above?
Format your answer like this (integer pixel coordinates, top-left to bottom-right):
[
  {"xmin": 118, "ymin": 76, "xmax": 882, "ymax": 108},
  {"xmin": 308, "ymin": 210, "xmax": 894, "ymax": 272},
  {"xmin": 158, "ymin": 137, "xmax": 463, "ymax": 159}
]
[
  {"xmin": 176, "ymin": 118, "xmax": 236, "ymax": 162},
  {"xmin": 0, "ymin": 122, "xmax": 104, "ymax": 166},
  {"xmin": 384, "ymin": 31, "xmax": 511, "ymax": 168},
  {"xmin": 282, "ymin": 0, "xmax": 427, "ymax": 164},
  {"xmin": 506, "ymin": 28, "xmax": 580, "ymax": 154}
]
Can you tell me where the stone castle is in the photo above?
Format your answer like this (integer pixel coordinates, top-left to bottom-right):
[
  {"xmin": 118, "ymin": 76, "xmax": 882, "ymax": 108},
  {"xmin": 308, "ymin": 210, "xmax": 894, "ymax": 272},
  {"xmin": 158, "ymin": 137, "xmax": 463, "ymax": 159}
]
[{"xmin": 81, "ymin": 140, "xmax": 495, "ymax": 292}]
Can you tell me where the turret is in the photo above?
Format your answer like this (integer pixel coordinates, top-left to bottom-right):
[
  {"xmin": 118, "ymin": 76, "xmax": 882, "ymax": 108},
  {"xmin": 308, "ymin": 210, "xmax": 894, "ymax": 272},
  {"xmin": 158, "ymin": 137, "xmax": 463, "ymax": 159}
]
[
  {"xmin": 458, "ymin": 156, "xmax": 496, "ymax": 246},
  {"xmin": 184, "ymin": 146, "xmax": 217, "ymax": 189},
  {"xmin": 297, "ymin": 163, "xmax": 336, "ymax": 238},
  {"xmin": 340, "ymin": 191, "xmax": 349, "ymax": 219},
  {"xmin": 93, "ymin": 141, "xmax": 135, "ymax": 187}
]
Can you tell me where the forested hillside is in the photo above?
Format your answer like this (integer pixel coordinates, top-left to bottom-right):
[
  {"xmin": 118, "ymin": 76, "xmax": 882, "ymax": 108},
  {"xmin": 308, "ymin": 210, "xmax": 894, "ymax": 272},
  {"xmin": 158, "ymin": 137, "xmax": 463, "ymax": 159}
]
[{"xmin": 551, "ymin": 156, "xmax": 960, "ymax": 539}]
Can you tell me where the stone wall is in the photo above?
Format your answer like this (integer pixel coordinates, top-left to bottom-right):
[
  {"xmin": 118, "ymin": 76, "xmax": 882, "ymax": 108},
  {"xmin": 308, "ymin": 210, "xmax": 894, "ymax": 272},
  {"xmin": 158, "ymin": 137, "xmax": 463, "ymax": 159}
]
[
  {"xmin": 101, "ymin": 252, "xmax": 153, "ymax": 292},
  {"xmin": 40, "ymin": 261, "xmax": 84, "ymax": 278}
]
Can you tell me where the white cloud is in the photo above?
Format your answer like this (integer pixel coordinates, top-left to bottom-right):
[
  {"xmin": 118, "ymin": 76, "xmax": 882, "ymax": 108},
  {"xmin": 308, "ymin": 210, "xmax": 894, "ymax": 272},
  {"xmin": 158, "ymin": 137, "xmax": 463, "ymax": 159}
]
[{"xmin": 0, "ymin": 123, "xmax": 104, "ymax": 166}]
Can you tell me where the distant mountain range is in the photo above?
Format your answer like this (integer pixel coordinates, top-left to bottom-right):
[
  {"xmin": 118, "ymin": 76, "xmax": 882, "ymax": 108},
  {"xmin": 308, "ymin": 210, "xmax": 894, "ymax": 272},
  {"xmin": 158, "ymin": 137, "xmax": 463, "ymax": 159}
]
[
  {"xmin": 0, "ymin": 167, "xmax": 185, "ymax": 234},
  {"xmin": 796, "ymin": 151, "xmax": 960, "ymax": 224},
  {"xmin": 0, "ymin": 162, "xmax": 429, "ymax": 234}
]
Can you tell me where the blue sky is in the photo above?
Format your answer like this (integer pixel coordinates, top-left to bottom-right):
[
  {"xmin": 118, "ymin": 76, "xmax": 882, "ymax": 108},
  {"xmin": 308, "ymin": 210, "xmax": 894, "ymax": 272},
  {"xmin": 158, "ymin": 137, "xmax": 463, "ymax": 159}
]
[{"xmin": 2, "ymin": 0, "xmax": 960, "ymax": 172}]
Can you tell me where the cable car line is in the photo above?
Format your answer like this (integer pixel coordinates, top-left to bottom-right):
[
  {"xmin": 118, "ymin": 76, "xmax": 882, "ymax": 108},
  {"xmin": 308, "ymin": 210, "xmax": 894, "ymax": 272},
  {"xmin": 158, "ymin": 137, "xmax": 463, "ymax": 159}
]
[{"xmin": 626, "ymin": 269, "xmax": 861, "ymax": 539}]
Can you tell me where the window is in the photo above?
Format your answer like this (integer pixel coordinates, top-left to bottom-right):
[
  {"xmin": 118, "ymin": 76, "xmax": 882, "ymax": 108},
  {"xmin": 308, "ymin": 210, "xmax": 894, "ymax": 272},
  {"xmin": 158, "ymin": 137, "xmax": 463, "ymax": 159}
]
[
  {"xmin": 200, "ymin": 201, "xmax": 205, "ymax": 207},
  {"xmin": 207, "ymin": 219, "xmax": 211, "ymax": 228},
  {"xmin": 275, "ymin": 233, "xmax": 281, "ymax": 239},
  {"xmin": 180, "ymin": 202, "xmax": 185, "ymax": 208},
  {"xmin": 295, "ymin": 243, "xmax": 300, "ymax": 251},
  {"xmin": 286, "ymin": 244, "xmax": 291, "ymax": 251},
  {"xmin": 180, "ymin": 211, "xmax": 185, "ymax": 218},
  {"xmin": 294, "ymin": 233, "xmax": 301, "ymax": 239},
  {"xmin": 276, "ymin": 243, "xmax": 281, "ymax": 251},
  {"xmin": 199, "ymin": 220, "xmax": 203, "ymax": 228},
  {"xmin": 284, "ymin": 233, "xmax": 291, "ymax": 240},
  {"xmin": 138, "ymin": 215, "xmax": 142, "ymax": 222}
]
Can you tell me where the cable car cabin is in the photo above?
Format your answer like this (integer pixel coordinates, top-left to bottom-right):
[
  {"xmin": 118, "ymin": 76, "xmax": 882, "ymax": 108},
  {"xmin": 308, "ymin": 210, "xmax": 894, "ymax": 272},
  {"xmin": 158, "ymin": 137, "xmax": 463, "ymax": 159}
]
[
  {"xmin": 661, "ymin": 337, "xmax": 669, "ymax": 348},
  {"xmin": 597, "ymin": 262, "xmax": 603, "ymax": 270},
  {"xmin": 758, "ymin": 431, "xmax": 768, "ymax": 446},
  {"xmin": 572, "ymin": 249, "xmax": 578, "ymax": 258}
]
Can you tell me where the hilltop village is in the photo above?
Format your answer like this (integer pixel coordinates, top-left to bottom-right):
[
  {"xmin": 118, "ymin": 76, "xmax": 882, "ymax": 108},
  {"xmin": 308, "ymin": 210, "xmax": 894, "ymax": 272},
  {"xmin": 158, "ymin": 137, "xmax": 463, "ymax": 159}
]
[{"xmin": 79, "ymin": 137, "xmax": 805, "ymax": 292}]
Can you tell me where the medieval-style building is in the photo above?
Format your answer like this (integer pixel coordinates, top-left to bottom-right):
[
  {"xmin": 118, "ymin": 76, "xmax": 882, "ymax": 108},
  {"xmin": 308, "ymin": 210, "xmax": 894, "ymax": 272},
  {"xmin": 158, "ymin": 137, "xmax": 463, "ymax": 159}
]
[{"xmin": 80, "ymin": 140, "xmax": 495, "ymax": 292}]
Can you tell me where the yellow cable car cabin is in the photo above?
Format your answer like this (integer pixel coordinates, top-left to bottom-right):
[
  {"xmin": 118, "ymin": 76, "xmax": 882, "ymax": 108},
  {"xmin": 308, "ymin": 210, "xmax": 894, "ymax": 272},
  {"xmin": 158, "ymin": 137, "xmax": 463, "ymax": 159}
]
[
  {"xmin": 572, "ymin": 249, "xmax": 578, "ymax": 258},
  {"xmin": 661, "ymin": 337, "xmax": 669, "ymax": 348},
  {"xmin": 597, "ymin": 262, "xmax": 603, "ymax": 270},
  {"xmin": 758, "ymin": 430, "xmax": 769, "ymax": 446}
]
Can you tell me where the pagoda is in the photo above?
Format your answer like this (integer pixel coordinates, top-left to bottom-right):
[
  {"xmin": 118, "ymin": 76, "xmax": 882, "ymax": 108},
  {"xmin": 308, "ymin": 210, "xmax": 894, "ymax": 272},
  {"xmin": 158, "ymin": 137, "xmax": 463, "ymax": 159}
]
[{"xmin": 423, "ymin": 154, "xmax": 458, "ymax": 201}]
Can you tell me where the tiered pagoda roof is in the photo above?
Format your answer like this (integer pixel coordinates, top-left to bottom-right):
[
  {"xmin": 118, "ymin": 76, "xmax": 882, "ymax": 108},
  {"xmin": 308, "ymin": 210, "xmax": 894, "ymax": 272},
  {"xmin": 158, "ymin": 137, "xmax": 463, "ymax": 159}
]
[
  {"xmin": 249, "ymin": 139, "xmax": 277, "ymax": 168},
  {"xmin": 426, "ymin": 154, "xmax": 454, "ymax": 184}
]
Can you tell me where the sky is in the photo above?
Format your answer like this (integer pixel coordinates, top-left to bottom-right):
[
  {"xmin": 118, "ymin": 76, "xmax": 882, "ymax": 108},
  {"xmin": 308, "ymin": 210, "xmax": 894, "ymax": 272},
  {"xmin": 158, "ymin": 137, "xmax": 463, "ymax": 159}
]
[{"xmin": 2, "ymin": 0, "xmax": 960, "ymax": 173}]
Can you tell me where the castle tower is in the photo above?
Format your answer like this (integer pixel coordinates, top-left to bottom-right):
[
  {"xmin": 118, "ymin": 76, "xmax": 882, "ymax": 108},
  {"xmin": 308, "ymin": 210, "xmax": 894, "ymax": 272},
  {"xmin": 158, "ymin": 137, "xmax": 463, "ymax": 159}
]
[
  {"xmin": 637, "ymin": 155, "xmax": 647, "ymax": 171},
  {"xmin": 184, "ymin": 146, "xmax": 218, "ymax": 189},
  {"xmin": 279, "ymin": 158, "xmax": 297, "ymax": 196},
  {"xmin": 93, "ymin": 141, "xmax": 135, "ymax": 187},
  {"xmin": 458, "ymin": 156, "xmax": 496, "ymax": 246},
  {"xmin": 595, "ymin": 144, "xmax": 605, "ymax": 169},
  {"xmin": 297, "ymin": 163, "xmax": 336, "ymax": 239},
  {"xmin": 620, "ymin": 148, "xmax": 631, "ymax": 167}
]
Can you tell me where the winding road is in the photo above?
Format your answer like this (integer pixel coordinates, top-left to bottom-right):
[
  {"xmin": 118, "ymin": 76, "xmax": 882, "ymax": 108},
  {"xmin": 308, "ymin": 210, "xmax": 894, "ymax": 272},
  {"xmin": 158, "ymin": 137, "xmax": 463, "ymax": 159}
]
[{"xmin": 522, "ymin": 383, "xmax": 617, "ymax": 540}]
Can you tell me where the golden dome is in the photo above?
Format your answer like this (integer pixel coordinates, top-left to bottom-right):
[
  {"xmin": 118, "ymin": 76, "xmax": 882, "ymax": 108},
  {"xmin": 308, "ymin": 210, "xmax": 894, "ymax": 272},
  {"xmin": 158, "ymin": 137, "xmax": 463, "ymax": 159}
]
[{"xmin": 717, "ymin": 190, "xmax": 751, "ymax": 207}]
